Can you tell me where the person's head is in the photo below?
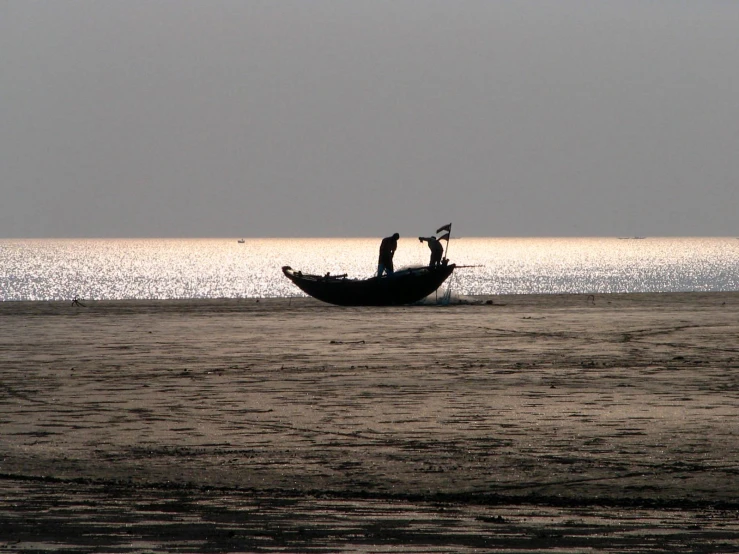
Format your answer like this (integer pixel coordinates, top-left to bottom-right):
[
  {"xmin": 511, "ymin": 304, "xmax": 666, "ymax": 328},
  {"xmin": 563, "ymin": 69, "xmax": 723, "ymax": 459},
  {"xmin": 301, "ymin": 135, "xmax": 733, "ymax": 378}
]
[{"xmin": 392, "ymin": 233, "xmax": 400, "ymax": 240}]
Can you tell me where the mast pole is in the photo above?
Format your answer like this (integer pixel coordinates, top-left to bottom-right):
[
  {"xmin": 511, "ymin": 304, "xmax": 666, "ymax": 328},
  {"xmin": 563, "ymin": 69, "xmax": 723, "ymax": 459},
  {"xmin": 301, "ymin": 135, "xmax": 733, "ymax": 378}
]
[{"xmin": 440, "ymin": 223, "xmax": 452, "ymax": 261}]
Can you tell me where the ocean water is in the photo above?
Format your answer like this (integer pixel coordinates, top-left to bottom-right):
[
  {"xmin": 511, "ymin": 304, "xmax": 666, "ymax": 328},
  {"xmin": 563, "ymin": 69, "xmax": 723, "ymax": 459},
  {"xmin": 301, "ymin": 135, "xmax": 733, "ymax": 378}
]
[{"xmin": 1, "ymin": 237, "xmax": 739, "ymax": 301}]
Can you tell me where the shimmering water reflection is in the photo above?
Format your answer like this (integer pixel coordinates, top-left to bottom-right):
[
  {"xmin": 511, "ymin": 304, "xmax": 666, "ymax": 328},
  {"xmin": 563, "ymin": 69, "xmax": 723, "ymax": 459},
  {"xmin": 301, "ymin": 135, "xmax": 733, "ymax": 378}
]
[{"xmin": 1, "ymin": 237, "xmax": 739, "ymax": 301}]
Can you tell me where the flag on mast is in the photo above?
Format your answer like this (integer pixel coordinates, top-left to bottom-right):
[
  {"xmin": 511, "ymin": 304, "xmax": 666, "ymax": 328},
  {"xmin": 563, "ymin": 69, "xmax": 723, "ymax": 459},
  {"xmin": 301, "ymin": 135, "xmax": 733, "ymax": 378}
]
[{"xmin": 436, "ymin": 223, "xmax": 452, "ymax": 261}]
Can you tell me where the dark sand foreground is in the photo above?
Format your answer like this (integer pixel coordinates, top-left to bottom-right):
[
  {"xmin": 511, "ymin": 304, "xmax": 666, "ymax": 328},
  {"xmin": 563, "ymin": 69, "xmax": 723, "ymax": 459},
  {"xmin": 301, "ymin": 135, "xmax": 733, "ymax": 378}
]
[{"xmin": 1, "ymin": 293, "xmax": 739, "ymax": 552}]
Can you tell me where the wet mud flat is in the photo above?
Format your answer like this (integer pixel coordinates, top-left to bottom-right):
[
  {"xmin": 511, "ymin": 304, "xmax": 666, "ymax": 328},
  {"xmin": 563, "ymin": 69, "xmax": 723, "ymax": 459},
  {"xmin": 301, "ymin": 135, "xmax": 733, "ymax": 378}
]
[{"xmin": 1, "ymin": 293, "xmax": 739, "ymax": 552}]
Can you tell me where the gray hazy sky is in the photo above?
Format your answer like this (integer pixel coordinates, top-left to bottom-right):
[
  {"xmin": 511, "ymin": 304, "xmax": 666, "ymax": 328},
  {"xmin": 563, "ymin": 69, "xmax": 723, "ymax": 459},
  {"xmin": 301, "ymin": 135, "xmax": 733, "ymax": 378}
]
[{"xmin": 2, "ymin": 1, "xmax": 738, "ymax": 238}]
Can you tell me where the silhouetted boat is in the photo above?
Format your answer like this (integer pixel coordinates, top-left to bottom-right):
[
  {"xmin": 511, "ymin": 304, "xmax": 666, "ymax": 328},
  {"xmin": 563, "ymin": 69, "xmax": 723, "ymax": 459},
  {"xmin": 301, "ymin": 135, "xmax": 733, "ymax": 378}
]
[{"xmin": 282, "ymin": 263, "xmax": 455, "ymax": 306}]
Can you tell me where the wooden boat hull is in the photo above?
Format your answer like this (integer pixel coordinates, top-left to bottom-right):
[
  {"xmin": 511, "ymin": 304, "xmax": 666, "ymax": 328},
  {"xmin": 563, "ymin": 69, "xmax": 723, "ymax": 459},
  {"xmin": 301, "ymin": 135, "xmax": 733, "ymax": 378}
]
[{"xmin": 282, "ymin": 264, "xmax": 455, "ymax": 306}]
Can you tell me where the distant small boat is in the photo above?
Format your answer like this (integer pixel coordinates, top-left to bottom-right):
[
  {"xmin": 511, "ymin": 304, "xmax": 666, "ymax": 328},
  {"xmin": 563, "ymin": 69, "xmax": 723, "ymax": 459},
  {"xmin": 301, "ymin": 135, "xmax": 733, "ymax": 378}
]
[
  {"xmin": 282, "ymin": 263, "xmax": 455, "ymax": 306},
  {"xmin": 237, "ymin": 239, "xmax": 245, "ymax": 244}
]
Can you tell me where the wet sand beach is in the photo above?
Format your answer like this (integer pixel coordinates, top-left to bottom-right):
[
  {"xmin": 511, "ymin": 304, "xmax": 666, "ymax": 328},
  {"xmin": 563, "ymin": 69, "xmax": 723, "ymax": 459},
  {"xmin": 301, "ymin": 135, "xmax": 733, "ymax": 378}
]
[{"xmin": 2, "ymin": 293, "xmax": 739, "ymax": 552}]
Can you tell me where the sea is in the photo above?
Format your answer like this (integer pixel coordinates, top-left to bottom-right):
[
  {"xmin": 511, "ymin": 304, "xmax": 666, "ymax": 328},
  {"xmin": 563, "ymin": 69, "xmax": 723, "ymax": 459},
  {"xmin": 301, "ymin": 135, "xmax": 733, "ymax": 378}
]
[{"xmin": 1, "ymin": 237, "xmax": 739, "ymax": 302}]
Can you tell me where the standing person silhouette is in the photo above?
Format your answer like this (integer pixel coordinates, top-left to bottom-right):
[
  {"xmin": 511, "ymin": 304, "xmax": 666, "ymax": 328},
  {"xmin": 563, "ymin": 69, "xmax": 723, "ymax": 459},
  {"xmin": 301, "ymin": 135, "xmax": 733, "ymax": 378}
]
[
  {"xmin": 419, "ymin": 235, "xmax": 444, "ymax": 268},
  {"xmin": 377, "ymin": 233, "xmax": 400, "ymax": 276}
]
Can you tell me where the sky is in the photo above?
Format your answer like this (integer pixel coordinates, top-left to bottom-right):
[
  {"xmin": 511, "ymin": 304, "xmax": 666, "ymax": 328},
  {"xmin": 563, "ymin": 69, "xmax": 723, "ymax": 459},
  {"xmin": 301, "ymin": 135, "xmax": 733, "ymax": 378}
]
[{"xmin": 2, "ymin": 1, "xmax": 738, "ymax": 238}]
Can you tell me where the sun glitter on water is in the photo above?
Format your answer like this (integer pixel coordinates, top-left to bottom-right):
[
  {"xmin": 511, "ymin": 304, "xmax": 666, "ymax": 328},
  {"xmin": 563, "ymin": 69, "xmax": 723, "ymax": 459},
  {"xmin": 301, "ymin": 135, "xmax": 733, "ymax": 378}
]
[{"xmin": 1, "ymin": 237, "xmax": 739, "ymax": 300}]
